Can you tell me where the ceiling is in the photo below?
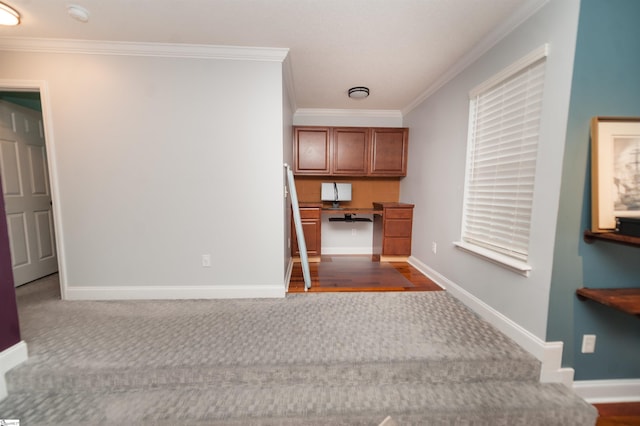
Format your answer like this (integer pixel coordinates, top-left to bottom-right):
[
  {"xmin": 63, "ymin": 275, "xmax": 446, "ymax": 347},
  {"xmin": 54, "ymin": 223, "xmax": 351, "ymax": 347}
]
[{"xmin": 0, "ymin": 0, "xmax": 534, "ymax": 112}]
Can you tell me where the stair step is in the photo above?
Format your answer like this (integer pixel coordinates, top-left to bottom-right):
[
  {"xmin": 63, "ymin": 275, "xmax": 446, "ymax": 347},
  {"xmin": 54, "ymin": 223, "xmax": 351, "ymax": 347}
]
[
  {"xmin": 5, "ymin": 282, "xmax": 595, "ymax": 425},
  {"xmin": 0, "ymin": 380, "xmax": 597, "ymax": 426},
  {"xmin": 6, "ymin": 357, "xmax": 540, "ymax": 392}
]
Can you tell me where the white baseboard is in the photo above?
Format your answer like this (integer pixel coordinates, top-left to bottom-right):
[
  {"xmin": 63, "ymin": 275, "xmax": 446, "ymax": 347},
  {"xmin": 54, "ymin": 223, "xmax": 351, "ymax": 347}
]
[
  {"xmin": 573, "ymin": 379, "xmax": 640, "ymax": 403},
  {"xmin": 408, "ymin": 256, "xmax": 574, "ymax": 387},
  {"xmin": 0, "ymin": 341, "xmax": 28, "ymax": 401},
  {"xmin": 64, "ymin": 284, "xmax": 285, "ymax": 300}
]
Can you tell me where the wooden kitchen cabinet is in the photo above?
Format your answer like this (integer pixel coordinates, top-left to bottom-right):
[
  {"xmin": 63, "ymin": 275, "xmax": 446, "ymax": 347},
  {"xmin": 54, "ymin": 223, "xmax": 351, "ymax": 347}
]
[
  {"xmin": 332, "ymin": 127, "xmax": 369, "ymax": 175},
  {"xmin": 291, "ymin": 203, "xmax": 322, "ymax": 259},
  {"xmin": 293, "ymin": 127, "xmax": 330, "ymax": 175},
  {"xmin": 372, "ymin": 202, "xmax": 414, "ymax": 261},
  {"xmin": 293, "ymin": 126, "xmax": 408, "ymax": 177},
  {"xmin": 370, "ymin": 128, "xmax": 409, "ymax": 176}
]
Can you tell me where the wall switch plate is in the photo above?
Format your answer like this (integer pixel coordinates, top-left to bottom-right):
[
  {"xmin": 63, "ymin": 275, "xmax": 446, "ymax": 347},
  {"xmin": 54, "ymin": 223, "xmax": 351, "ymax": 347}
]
[
  {"xmin": 581, "ymin": 334, "xmax": 596, "ymax": 353},
  {"xmin": 432, "ymin": 242, "xmax": 437, "ymax": 254},
  {"xmin": 202, "ymin": 254, "xmax": 211, "ymax": 267}
]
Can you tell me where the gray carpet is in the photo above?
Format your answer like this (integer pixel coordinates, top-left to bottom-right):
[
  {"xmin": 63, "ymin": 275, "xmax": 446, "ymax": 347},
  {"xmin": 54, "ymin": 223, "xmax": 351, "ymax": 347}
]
[{"xmin": 0, "ymin": 274, "xmax": 597, "ymax": 425}]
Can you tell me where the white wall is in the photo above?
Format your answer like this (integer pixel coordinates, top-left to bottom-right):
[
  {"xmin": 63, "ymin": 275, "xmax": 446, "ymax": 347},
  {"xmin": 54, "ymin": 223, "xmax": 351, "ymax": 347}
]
[
  {"xmin": 402, "ymin": 0, "xmax": 580, "ymax": 339},
  {"xmin": 321, "ymin": 216, "xmax": 374, "ymax": 255},
  {"xmin": 0, "ymin": 44, "xmax": 287, "ymax": 299}
]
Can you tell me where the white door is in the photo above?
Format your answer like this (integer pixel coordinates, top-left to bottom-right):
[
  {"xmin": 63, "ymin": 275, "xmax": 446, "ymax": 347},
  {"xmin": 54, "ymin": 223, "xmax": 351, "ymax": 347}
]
[{"xmin": 0, "ymin": 100, "xmax": 57, "ymax": 286}]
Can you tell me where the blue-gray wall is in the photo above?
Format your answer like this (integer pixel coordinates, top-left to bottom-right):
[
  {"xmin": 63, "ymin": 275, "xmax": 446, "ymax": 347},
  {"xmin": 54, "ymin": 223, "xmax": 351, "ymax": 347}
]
[{"xmin": 549, "ymin": 0, "xmax": 640, "ymax": 380}]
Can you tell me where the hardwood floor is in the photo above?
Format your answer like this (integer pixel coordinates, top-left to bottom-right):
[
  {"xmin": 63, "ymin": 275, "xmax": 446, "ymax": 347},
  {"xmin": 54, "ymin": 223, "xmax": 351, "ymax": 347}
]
[
  {"xmin": 595, "ymin": 402, "xmax": 640, "ymax": 426},
  {"xmin": 288, "ymin": 255, "xmax": 442, "ymax": 292}
]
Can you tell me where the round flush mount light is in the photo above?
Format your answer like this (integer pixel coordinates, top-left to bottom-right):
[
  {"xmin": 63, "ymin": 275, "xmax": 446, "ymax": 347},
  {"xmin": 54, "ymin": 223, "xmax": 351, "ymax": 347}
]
[
  {"xmin": 348, "ymin": 86, "xmax": 370, "ymax": 99},
  {"xmin": 0, "ymin": 2, "xmax": 20, "ymax": 26},
  {"xmin": 67, "ymin": 4, "xmax": 90, "ymax": 23}
]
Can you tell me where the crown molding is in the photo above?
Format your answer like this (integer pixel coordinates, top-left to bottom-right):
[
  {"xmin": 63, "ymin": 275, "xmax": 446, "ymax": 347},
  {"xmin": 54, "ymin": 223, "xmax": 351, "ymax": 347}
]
[
  {"xmin": 294, "ymin": 108, "xmax": 402, "ymax": 120},
  {"xmin": 0, "ymin": 37, "xmax": 289, "ymax": 62},
  {"xmin": 402, "ymin": 0, "xmax": 550, "ymax": 115}
]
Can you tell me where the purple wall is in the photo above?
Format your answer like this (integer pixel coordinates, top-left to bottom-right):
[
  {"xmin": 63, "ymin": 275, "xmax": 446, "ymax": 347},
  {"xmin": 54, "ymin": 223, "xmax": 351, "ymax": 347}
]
[{"xmin": 0, "ymin": 177, "xmax": 20, "ymax": 352}]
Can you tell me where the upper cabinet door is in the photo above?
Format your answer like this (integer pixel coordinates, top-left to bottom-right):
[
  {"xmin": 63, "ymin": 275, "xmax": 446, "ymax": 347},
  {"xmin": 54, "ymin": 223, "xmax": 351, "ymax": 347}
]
[
  {"xmin": 332, "ymin": 128, "xmax": 369, "ymax": 175},
  {"xmin": 370, "ymin": 128, "xmax": 408, "ymax": 176},
  {"xmin": 293, "ymin": 126, "xmax": 409, "ymax": 177},
  {"xmin": 293, "ymin": 127, "xmax": 330, "ymax": 175}
]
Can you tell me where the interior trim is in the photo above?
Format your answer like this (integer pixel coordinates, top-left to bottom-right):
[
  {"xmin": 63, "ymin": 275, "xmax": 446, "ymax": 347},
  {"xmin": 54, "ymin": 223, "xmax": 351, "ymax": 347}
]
[
  {"xmin": 574, "ymin": 379, "xmax": 640, "ymax": 403},
  {"xmin": 0, "ymin": 37, "xmax": 289, "ymax": 62},
  {"xmin": 64, "ymin": 284, "xmax": 286, "ymax": 300},
  {"xmin": 294, "ymin": 108, "xmax": 402, "ymax": 120},
  {"xmin": 453, "ymin": 241, "xmax": 532, "ymax": 277}
]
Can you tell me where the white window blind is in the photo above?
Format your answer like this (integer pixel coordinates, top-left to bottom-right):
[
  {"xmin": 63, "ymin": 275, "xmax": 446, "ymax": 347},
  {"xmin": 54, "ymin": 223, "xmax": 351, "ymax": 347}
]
[{"xmin": 461, "ymin": 46, "xmax": 547, "ymax": 264}]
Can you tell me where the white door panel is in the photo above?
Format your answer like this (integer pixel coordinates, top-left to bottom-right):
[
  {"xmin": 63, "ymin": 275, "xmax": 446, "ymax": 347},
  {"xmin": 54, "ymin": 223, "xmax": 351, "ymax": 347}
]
[
  {"xmin": 35, "ymin": 209, "xmax": 56, "ymax": 260},
  {"xmin": 29, "ymin": 145, "xmax": 49, "ymax": 195},
  {"xmin": 0, "ymin": 100, "xmax": 57, "ymax": 286},
  {"xmin": 0, "ymin": 139, "xmax": 23, "ymax": 196},
  {"xmin": 7, "ymin": 212, "xmax": 29, "ymax": 267}
]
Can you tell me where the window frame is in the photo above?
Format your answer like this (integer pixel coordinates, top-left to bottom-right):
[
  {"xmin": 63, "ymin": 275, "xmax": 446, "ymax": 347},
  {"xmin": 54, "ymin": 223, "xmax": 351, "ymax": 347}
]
[{"xmin": 454, "ymin": 44, "xmax": 549, "ymax": 276}]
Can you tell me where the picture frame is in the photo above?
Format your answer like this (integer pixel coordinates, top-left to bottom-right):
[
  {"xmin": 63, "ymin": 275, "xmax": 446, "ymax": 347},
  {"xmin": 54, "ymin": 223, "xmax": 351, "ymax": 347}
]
[{"xmin": 591, "ymin": 117, "xmax": 640, "ymax": 232}]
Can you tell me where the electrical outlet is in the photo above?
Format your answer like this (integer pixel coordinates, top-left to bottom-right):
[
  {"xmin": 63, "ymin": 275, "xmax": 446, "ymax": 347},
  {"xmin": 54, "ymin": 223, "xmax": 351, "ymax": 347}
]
[
  {"xmin": 352, "ymin": 228, "xmax": 357, "ymax": 236},
  {"xmin": 432, "ymin": 242, "xmax": 437, "ymax": 254},
  {"xmin": 581, "ymin": 334, "xmax": 596, "ymax": 353},
  {"xmin": 201, "ymin": 254, "xmax": 211, "ymax": 267}
]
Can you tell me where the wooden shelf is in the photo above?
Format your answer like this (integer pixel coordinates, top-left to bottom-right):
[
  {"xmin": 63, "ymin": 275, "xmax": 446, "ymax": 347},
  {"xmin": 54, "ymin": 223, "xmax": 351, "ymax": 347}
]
[
  {"xmin": 580, "ymin": 231, "xmax": 640, "ymax": 317},
  {"xmin": 583, "ymin": 230, "xmax": 640, "ymax": 247},
  {"xmin": 577, "ymin": 288, "xmax": 640, "ymax": 317}
]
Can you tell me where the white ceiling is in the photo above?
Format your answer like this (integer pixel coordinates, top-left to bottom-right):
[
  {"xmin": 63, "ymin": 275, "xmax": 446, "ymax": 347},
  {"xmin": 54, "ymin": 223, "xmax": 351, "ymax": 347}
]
[{"xmin": 0, "ymin": 0, "xmax": 537, "ymax": 112}]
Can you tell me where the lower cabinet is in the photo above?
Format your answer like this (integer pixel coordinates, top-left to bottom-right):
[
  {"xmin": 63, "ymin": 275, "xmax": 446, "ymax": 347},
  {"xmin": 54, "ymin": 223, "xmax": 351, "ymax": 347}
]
[
  {"xmin": 291, "ymin": 204, "xmax": 321, "ymax": 258},
  {"xmin": 373, "ymin": 202, "xmax": 414, "ymax": 260}
]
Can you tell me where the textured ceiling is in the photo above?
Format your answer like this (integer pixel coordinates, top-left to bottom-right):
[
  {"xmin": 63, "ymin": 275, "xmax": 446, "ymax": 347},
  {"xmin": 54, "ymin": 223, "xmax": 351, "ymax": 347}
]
[{"xmin": 0, "ymin": 0, "xmax": 534, "ymax": 111}]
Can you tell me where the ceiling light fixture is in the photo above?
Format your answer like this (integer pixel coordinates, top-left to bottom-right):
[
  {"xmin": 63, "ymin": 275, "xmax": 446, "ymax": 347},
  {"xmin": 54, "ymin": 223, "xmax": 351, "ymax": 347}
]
[
  {"xmin": 0, "ymin": 2, "xmax": 20, "ymax": 26},
  {"xmin": 348, "ymin": 86, "xmax": 369, "ymax": 99},
  {"xmin": 67, "ymin": 5, "xmax": 90, "ymax": 23}
]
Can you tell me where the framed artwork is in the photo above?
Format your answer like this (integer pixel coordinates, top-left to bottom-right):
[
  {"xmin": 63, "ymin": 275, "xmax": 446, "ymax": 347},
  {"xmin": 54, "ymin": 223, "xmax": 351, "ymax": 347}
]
[{"xmin": 591, "ymin": 117, "xmax": 640, "ymax": 232}]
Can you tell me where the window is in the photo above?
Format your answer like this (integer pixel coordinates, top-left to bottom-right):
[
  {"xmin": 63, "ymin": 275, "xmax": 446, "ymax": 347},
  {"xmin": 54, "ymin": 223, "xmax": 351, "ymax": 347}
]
[{"xmin": 455, "ymin": 45, "xmax": 548, "ymax": 275}]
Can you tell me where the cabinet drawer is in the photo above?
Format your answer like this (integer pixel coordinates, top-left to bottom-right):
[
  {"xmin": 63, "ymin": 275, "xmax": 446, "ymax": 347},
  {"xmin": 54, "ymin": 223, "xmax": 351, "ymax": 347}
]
[
  {"xmin": 384, "ymin": 219, "xmax": 412, "ymax": 237},
  {"xmin": 385, "ymin": 208, "xmax": 413, "ymax": 219},
  {"xmin": 383, "ymin": 238, "xmax": 412, "ymax": 256},
  {"xmin": 299, "ymin": 208, "xmax": 321, "ymax": 220}
]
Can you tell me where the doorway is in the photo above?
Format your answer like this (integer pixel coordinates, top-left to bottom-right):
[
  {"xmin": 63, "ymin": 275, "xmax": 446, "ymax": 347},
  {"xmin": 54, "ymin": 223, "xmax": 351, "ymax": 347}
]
[{"xmin": 0, "ymin": 89, "xmax": 59, "ymax": 287}]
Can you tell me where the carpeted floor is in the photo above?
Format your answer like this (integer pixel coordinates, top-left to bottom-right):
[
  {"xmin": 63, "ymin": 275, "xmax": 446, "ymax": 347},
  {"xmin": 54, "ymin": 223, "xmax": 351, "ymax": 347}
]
[{"xmin": 0, "ymin": 274, "xmax": 597, "ymax": 425}]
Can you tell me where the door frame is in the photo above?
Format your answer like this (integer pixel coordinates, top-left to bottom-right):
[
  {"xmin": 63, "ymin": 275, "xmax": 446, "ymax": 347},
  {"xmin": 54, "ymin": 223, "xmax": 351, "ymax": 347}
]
[{"xmin": 0, "ymin": 79, "xmax": 66, "ymax": 299}]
